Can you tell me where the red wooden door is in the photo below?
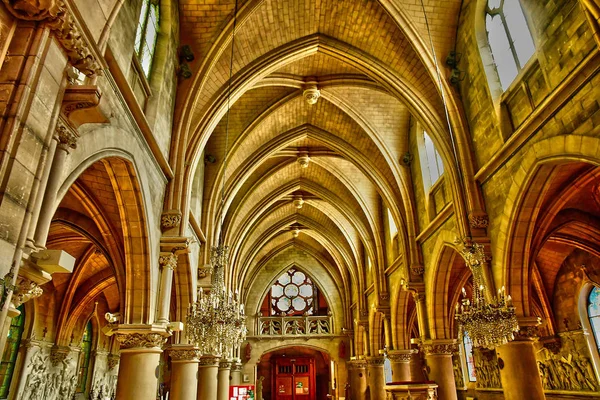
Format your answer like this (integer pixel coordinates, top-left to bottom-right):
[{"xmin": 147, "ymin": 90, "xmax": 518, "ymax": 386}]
[{"xmin": 273, "ymin": 357, "xmax": 315, "ymax": 400}]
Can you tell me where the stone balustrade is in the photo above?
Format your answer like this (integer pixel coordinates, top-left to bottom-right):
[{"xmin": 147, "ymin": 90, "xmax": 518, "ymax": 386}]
[{"xmin": 257, "ymin": 315, "xmax": 333, "ymax": 336}]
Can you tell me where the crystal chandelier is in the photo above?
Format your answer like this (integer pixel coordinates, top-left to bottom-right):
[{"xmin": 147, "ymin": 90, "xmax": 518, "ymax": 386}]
[
  {"xmin": 186, "ymin": 246, "xmax": 247, "ymax": 356},
  {"xmin": 454, "ymin": 239, "xmax": 519, "ymax": 349},
  {"xmin": 185, "ymin": 0, "xmax": 246, "ymax": 357}
]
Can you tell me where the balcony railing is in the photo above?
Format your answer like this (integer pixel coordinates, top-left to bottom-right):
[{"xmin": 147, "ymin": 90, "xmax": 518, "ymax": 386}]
[{"xmin": 257, "ymin": 315, "xmax": 334, "ymax": 336}]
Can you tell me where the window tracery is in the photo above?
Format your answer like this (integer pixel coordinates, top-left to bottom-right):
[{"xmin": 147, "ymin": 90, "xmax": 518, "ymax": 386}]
[
  {"xmin": 485, "ymin": 0, "xmax": 535, "ymax": 91},
  {"xmin": 270, "ymin": 269, "xmax": 316, "ymax": 316}
]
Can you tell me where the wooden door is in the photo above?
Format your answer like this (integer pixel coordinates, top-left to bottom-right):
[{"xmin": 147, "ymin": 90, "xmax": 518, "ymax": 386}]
[{"xmin": 273, "ymin": 357, "xmax": 316, "ymax": 400}]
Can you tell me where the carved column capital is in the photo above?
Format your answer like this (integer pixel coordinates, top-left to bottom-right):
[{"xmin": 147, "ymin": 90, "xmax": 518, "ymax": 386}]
[
  {"xmin": 410, "ymin": 264, "xmax": 425, "ymax": 276},
  {"xmin": 115, "ymin": 332, "xmax": 168, "ymax": 350},
  {"xmin": 468, "ymin": 212, "xmax": 489, "ymax": 229},
  {"xmin": 231, "ymin": 362, "xmax": 243, "ymax": 371},
  {"xmin": 161, "ymin": 210, "xmax": 182, "ymax": 231},
  {"xmin": 219, "ymin": 360, "xmax": 233, "ymax": 369},
  {"xmin": 55, "ymin": 120, "xmax": 79, "ymax": 151},
  {"xmin": 198, "ymin": 355, "xmax": 220, "ymax": 367},
  {"xmin": 169, "ymin": 347, "xmax": 202, "ymax": 362},
  {"xmin": 512, "ymin": 317, "xmax": 542, "ymax": 341},
  {"xmin": 159, "ymin": 252, "xmax": 178, "ymax": 271},
  {"xmin": 346, "ymin": 359, "xmax": 367, "ymax": 370},
  {"xmin": 365, "ymin": 356, "xmax": 385, "ymax": 366},
  {"xmin": 387, "ymin": 349, "xmax": 416, "ymax": 363},
  {"xmin": 422, "ymin": 340, "xmax": 458, "ymax": 356}
]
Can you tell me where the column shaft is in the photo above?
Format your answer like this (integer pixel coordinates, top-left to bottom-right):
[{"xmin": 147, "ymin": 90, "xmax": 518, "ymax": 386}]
[
  {"xmin": 423, "ymin": 341, "xmax": 458, "ymax": 400},
  {"xmin": 496, "ymin": 340, "xmax": 546, "ymax": 400},
  {"xmin": 388, "ymin": 350, "xmax": 415, "ymax": 382},
  {"xmin": 157, "ymin": 253, "xmax": 177, "ymax": 323},
  {"xmin": 366, "ymin": 356, "xmax": 386, "ymax": 400},
  {"xmin": 230, "ymin": 361, "xmax": 242, "ymax": 385},
  {"xmin": 217, "ymin": 360, "xmax": 232, "ymax": 400},
  {"xmin": 197, "ymin": 356, "xmax": 219, "ymax": 400},
  {"xmin": 347, "ymin": 360, "xmax": 367, "ymax": 400},
  {"xmin": 116, "ymin": 348, "xmax": 162, "ymax": 399},
  {"xmin": 170, "ymin": 347, "xmax": 201, "ymax": 400}
]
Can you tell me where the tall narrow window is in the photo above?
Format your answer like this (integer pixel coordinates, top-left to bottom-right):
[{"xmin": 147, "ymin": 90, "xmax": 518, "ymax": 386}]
[
  {"xmin": 463, "ymin": 333, "xmax": 477, "ymax": 382},
  {"xmin": 486, "ymin": 0, "xmax": 535, "ymax": 91},
  {"xmin": 419, "ymin": 131, "xmax": 444, "ymax": 189},
  {"xmin": 270, "ymin": 269, "xmax": 316, "ymax": 316},
  {"xmin": 588, "ymin": 287, "xmax": 600, "ymax": 352},
  {"xmin": 0, "ymin": 305, "xmax": 25, "ymax": 398},
  {"xmin": 387, "ymin": 208, "xmax": 398, "ymax": 239},
  {"xmin": 135, "ymin": 0, "xmax": 160, "ymax": 77},
  {"xmin": 77, "ymin": 321, "xmax": 93, "ymax": 393}
]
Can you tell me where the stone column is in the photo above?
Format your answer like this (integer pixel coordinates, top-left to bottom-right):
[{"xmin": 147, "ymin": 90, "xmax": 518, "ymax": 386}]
[
  {"xmin": 413, "ymin": 293, "xmax": 429, "ymax": 342},
  {"xmin": 347, "ymin": 359, "xmax": 367, "ymax": 400},
  {"xmin": 410, "ymin": 351, "xmax": 427, "ymax": 381},
  {"xmin": 423, "ymin": 340, "xmax": 458, "ymax": 400},
  {"xmin": 197, "ymin": 355, "xmax": 220, "ymax": 400},
  {"xmin": 366, "ymin": 356, "xmax": 386, "ymax": 400},
  {"xmin": 169, "ymin": 346, "xmax": 201, "ymax": 400},
  {"xmin": 217, "ymin": 359, "xmax": 232, "ymax": 400},
  {"xmin": 33, "ymin": 122, "xmax": 79, "ymax": 248},
  {"xmin": 157, "ymin": 253, "xmax": 177, "ymax": 323},
  {"xmin": 230, "ymin": 359, "xmax": 242, "ymax": 385},
  {"xmin": 496, "ymin": 324, "xmax": 546, "ymax": 400},
  {"xmin": 115, "ymin": 332, "xmax": 166, "ymax": 400},
  {"xmin": 387, "ymin": 350, "xmax": 415, "ymax": 382}
]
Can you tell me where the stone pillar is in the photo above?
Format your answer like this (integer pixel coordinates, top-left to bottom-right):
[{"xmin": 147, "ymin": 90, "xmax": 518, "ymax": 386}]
[
  {"xmin": 366, "ymin": 356, "xmax": 386, "ymax": 400},
  {"xmin": 410, "ymin": 351, "xmax": 427, "ymax": 381},
  {"xmin": 197, "ymin": 355, "xmax": 220, "ymax": 400},
  {"xmin": 115, "ymin": 332, "xmax": 167, "ymax": 400},
  {"xmin": 413, "ymin": 293, "xmax": 429, "ymax": 342},
  {"xmin": 33, "ymin": 122, "xmax": 79, "ymax": 248},
  {"xmin": 387, "ymin": 350, "xmax": 415, "ymax": 382},
  {"xmin": 169, "ymin": 346, "xmax": 201, "ymax": 400},
  {"xmin": 218, "ymin": 359, "xmax": 232, "ymax": 400},
  {"xmin": 423, "ymin": 340, "xmax": 458, "ymax": 400},
  {"xmin": 347, "ymin": 359, "xmax": 367, "ymax": 400},
  {"xmin": 230, "ymin": 359, "xmax": 242, "ymax": 385},
  {"xmin": 496, "ymin": 326, "xmax": 546, "ymax": 400},
  {"xmin": 157, "ymin": 253, "xmax": 177, "ymax": 323}
]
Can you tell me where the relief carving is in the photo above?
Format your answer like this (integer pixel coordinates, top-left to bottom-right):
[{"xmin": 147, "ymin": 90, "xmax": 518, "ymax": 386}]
[
  {"xmin": 453, "ymin": 356, "xmax": 464, "ymax": 388},
  {"xmin": 107, "ymin": 353, "xmax": 120, "ymax": 371},
  {"xmin": 159, "ymin": 253, "xmax": 178, "ymax": 271},
  {"xmin": 13, "ymin": 276, "xmax": 43, "ymax": 307},
  {"xmin": 161, "ymin": 211, "xmax": 182, "ymax": 231},
  {"xmin": 474, "ymin": 349, "xmax": 502, "ymax": 389},
  {"xmin": 21, "ymin": 347, "xmax": 78, "ymax": 400}
]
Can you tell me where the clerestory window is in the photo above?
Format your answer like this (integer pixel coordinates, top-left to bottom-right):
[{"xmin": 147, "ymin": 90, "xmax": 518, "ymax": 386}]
[
  {"xmin": 135, "ymin": 0, "xmax": 160, "ymax": 78},
  {"xmin": 485, "ymin": 0, "xmax": 535, "ymax": 91}
]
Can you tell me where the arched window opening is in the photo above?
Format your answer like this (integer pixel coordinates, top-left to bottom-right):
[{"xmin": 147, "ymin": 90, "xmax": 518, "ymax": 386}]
[
  {"xmin": 387, "ymin": 208, "xmax": 398, "ymax": 239},
  {"xmin": 418, "ymin": 130, "xmax": 444, "ymax": 191},
  {"xmin": 0, "ymin": 305, "xmax": 25, "ymax": 398},
  {"xmin": 485, "ymin": 0, "xmax": 535, "ymax": 91},
  {"xmin": 463, "ymin": 332, "xmax": 477, "ymax": 382},
  {"xmin": 384, "ymin": 357, "xmax": 392, "ymax": 383},
  {"xmin": 587, "ymin": 287, "xmax": 600, "ymax": 353},
  {"xmin": 77, "ymin": 321, "xmax": 93, "ymax": 393},
  {"xmin": 135, "ymin": 0, "xmax": 160, "ymax": 77}
]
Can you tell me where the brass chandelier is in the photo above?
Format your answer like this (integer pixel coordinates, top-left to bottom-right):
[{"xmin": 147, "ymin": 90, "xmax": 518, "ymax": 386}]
[
  {"xmin": 454, "ymin": 239, "xmax": 519, "ymax": 349},
  {"xmin": 186, "ymin": 0, "xmax": 246, "ymax": 357}
]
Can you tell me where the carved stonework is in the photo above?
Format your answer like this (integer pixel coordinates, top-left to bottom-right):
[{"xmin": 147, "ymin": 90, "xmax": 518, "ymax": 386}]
[
  {"xmin": 475, "ymin": 349, "xmax": 502, "ymax": 389},
  {"xmin": 22, "ymin": 347, "xmax": 79, "ymax": 400},
  {"xmin": 365, "ymin": 356, "xmax": 385, "ymax": 366},
  {"xmin": 387, "ymin": 350, "xmax": 416, "ymax": 363},
  {"xmin": 61, "ymin": 85, "xmax": 107, "ymax": 128},
  {"xmin": 303, "ymin": 86, "xmax": 320, "ymax": 105},
  {"xmin": 410, "ymin": 264, "xmax": 425, "ymax": 276},
  {"xmin": 468, "ymin": 212, "xmax": 489, "ymax": 229},
  {"xmin": 13, "ymin": 276, "xmax": 43, "ymax": 307},
  {"xmin": 346, "ymin": 359, "xmax": 367, "ymax": 370},
  {"xmin": 107, "ymin": 354, "xmax": 120, "ymax": 370},
  {"xmin": 231, "ymin": 362, "xmax": 243, "ymax": 372},
  {"xmin": 115, "ymin": 332, "xmax": 167, "ymax": 349},
  {"xmin": 161, "ymin": 211, "xmax": 182, "ymax": 231},
  {"xmin": 198, "ymin": 355, "xmax": 220, "ymax": 366},
  {"xmin": 159, "ymin": 253, "xmax": 178, "ymax": 271},
  {"xmin": 422, "ymin": 341, "xmax": 458, "ymax": 356},
  {"xmin": 453, "ymin": 356, "xmax": 465, "ymax": 388},
  {"xmin": 219, "ymin": 360, "xmax": 233, "ymax": 369},
  {"xmin": 55, "ymin": 120, "xmax": 79, "ymax": 150},
  {"xmin": 169, "ymin": 348, "xmax": 201, "ymax": 361},
  {"xmin": 198, "ymin": 265, "xmax": 213, "ymax": 279},
  {"xmin": 49, "ymin": 345, "xmax": 70, "ymax": 366}
]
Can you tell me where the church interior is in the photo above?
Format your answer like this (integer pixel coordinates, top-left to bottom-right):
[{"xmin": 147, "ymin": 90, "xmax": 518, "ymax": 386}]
[{"xmin": 0, "ymin": 0, "xmax": 599, "ymax": 399}]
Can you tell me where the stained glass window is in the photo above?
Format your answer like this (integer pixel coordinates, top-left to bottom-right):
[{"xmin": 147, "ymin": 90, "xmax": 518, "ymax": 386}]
[
  {"xmin": 486, "ymin": 0, "xmax": 535, "ymax": 91},
  {"xmin": 588, "ymin": 287, "xmax": 600, "ymax": 352},
  {"xmin": 0, "ymin": 305, "xmax": 25, "ymax": 398},
  {"xmin": 463, "ymin": 332, "xmax": 477, "ymax": 382},
  {"xmin": 135, "ymin": 0, "xmax": 160, "ymax": 78},
  {"xmin": 77, "ymin": 321, "xmax": 93, "ymax": 393},
  {"xmin": 271, "ymin": 269, "xmax": 316, "ymax": 316}
]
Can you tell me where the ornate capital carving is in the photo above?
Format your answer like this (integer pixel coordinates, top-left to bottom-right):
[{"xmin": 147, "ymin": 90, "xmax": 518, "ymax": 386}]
[
  {"xmin": 1, "ymin": 0, "xmax": 60, "ymax": 21},
  {"xmin": 365, "ymin": 356, "xmax": 385, "ymax": 366},
  {"xmin": 107, "ymin": 354, "xmax": 120, "ymax": 370},
  {"xmin": 422, "ymin": 341, "xmax": 458, "ymax": 356},
  {"xmin": 50, "ymin": 345, "xmax": 71, "ymax": 366},
  {"xmin": 198, "ymin": 355, "xmax": 220, "ymax": 366},
  {"xmin": 410, "ymin": 264, "xmax": 425, "ymax": 276},
  {"xmin": 231, "ymin": 362, "xmax": 243, "ymax": 371},
  {"xmin": 346, "ymin": 359, "xmax": 367, "ymax": 370},
  {"xmin": 13, "ymin": 276, "xmax": 43, "ymax": 307},
  {"xmin": 468, "ymin": 212, "xmax": 489, "ymax": 229},
  {"xmin": 219, "ymin": 360, "xmax": 233, "ymax": 369},
  {"xmin": 161, "ymin": 210, "xmax": 182, "ymax": 231},
  {"xmin": 115, "ymin": 333, "xmax": 167, "ymax": 349},
  {"xmin": 169, "ymin": 348, "xmax": 202, "ymax": 361},
  {"xmin": 55, "ymin": 120, "xmax": 79, "ymax": 150},
  {"xmin": 159, "ymin": 253, "xmax": 178, "ymax": 271},
  {"xmin": 513, "ymin": 316, "xmax": 542, "ymax": 341},
  {"xmin": 387, "ymin": 349, "xmax": 416, "ymax": 363},
  {"xmin": 198, "ymin": 264, "xmax": 213, "ymax": 280}
]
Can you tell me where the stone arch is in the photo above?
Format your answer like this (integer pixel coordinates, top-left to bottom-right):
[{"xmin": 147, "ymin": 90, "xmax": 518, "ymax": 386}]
[{"xmin": 495, "ymin": 135, "xmax": 600, "ymax": 315}]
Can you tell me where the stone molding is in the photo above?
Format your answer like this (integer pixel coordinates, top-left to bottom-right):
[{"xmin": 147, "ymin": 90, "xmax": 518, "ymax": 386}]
[
  {"xmin": 159, "ymin": 252, "xmax": 178, "ymax": 271},
  {"xmin": 55, "ymin": 119, "xmax": 79, "ymax": 151},
  {"xmin": 115, "ymin": 332, "xmax": 167, "ymax": 349},
  {"xmin": 169, "ymin": 348, "xmax": 202, "ymax": 362},
  {"xmin": 346, "ymin": 359, "xmax": 367, "ymax": 370},
  {"xmin": 422, "ymin": 340, "xmax": 458, "ymax": 356},
  {"xmin": 219, "ymin": 360, "xmax": 233, "ymax": 369},
  {"xmin": 303, "ymin": 86, "xmax": 320, "ymax": 105},
  {"xmin": 365, "ymin": 356, "xmax": 385, "ymax": 366},
  {"xmin": 387, "ymin": 349, "xmax": 416, "ymax": 363},
  {"xmin": 198, "ymin": 355, "xmax": 220, "ymax": 367},
  {"xmin": 410, "ymin": 264, "xmax": 425, "ymax": 276},
  {"xmin": 231, "ymin": 362, "xmax": 243, "ymax": 371},
  {"xmin": 13, "ymin": 276, "xmax": 43, "ymax": 307},
  {"xmin": 1, "ymin": 0, "xmax": 102, "ymax": 76},
  {"xmin": 468, "ymin": 212, "xmax": 489, "ymax": 229},
  {"xmin": 513, "ymin": 316, "xmax": 542, "ymax": 341}
]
